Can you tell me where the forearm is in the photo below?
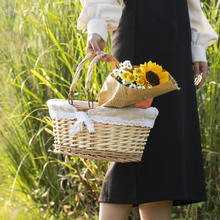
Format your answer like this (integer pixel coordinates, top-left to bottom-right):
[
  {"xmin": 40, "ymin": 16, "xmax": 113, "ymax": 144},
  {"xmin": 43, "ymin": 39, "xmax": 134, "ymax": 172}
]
[
  {"xmin": 187, "ymin": 0, "xmax": 218, "ymax": 62},
  {"xmin": 77, "ymin": 0, "xmax": 122, "ymax": 42}
]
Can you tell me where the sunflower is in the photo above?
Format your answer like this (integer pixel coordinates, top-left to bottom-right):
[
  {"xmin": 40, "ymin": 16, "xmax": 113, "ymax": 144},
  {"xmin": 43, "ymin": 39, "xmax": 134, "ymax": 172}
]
[{"xmin": 140, "ymin": 61, "xmax": 169, "ymax": 86}]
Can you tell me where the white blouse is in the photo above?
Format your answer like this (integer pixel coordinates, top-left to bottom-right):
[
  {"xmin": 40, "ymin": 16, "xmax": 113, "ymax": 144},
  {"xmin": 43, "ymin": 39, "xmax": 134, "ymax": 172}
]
[{"xmin": 77, "ymin": 0, "xmax": 218, "ymax": 62}]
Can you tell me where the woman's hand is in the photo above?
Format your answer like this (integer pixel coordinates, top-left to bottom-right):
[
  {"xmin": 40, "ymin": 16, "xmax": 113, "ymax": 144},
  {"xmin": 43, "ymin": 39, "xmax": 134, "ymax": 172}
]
[
  {"xmin": 86, "ymin": 33, "xmax": 113, "ymax": 62},
  {"xmin": 193, "ymin": 61, "xmax": 208, "ymax": 89}
]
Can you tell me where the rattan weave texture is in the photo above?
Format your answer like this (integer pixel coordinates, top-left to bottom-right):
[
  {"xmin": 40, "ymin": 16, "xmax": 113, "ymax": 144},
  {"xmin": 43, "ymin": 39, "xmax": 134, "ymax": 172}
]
[{"xmin": 53, "ymin": 118, "xmax": 151, "ymax": 162}]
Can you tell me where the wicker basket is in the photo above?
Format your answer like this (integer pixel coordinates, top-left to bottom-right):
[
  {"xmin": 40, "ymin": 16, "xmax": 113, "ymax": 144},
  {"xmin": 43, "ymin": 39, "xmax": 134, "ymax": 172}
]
[{"xmin": 47, "ymin": 53, "xmax": 159, "ymax": 162}]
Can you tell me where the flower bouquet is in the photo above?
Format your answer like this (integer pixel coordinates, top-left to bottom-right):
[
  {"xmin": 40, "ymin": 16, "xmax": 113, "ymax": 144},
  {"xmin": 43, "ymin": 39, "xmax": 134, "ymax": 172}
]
[{"xmin": 98, "ymin": 59, "xmax": 180, "ymax": 108}]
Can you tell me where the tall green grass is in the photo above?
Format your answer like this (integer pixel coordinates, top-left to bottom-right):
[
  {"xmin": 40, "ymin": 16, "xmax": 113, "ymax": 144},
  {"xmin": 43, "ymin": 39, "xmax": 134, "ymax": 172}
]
[
  {"xmin": 0, "ymin": 0, "xmax": 219, "ymax": 219},
  {"xmin": 0, "ymin": 0, "xmax": 110, "ymax": 218}
]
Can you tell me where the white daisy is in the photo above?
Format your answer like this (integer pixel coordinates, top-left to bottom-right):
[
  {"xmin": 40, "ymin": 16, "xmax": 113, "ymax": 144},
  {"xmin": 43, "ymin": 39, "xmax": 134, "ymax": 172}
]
[
  {"xmin": 113, "ymin": 69, "xmax": 120, "ymax": 76},
  {"xmin": 141, "ymin": 86, "xmax": 146, "ymax": 89},
  {"xmin": 119, "ymin": 62, "xmax": 125, "ymax": 68},
  {"xmin": 137, "ymin": 86, "xmax": 142, "ymax": 89},
  {"xmin": 129, "ymin": 84, "xmax": 137, "ymax": 89},
  {"xmin": 118, "ymin": 68, "xmax": 125, "ymax": 75},
  {"xmin": 122, "ymin": 79, "xmax": 130, "ymax": 85},
  {"xmin": 123, "ymin": 60, "xmax": 132, "ymax": 70}
]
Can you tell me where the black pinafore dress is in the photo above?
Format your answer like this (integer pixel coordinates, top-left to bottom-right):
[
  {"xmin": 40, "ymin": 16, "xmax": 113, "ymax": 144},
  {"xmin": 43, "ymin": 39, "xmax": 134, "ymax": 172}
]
[{"xmin": 99, "ymin": 0, "xmax": 207, "ymax": 206}]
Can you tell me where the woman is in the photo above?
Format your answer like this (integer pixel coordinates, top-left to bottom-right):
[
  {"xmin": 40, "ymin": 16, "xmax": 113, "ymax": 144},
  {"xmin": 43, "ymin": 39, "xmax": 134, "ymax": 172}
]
[{"xmin": 77, "ymin": 0, "xmax": 218, "ymax": 219}]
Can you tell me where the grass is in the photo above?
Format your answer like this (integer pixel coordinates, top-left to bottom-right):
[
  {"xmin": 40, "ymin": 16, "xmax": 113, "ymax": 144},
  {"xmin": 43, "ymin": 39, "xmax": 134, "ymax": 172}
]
[{"xmin": 0, "ymin": 0, "xmax": 219, "ymax": 219}]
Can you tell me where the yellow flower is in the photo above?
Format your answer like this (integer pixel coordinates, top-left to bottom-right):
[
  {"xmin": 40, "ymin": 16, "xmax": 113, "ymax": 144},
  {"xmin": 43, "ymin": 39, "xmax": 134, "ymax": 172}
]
[
  {"xmin": 144, "ymin": 81, "xmax": 152, "ymax": 89},
  {"xmin": 140, "ymin": 61, "xmax": 169, "ymax": 86},
  {"xmin": 133, "ymin": 68, "xmax": 143, "ymax": 77},
  {"xmin": 159, "ymin": 71, "xmax": 169, "ymax": 84},
  {"xmin": 121, "ymin": 71, "xmax": 136, "ymax": 83},
  {"xmin": 127, "ymin": 74, "xmax": 136, "ymax": 83},
  {"xmin": 140, "ymin": 61, "xmax": 151, "ymax": 73},
  {"xmin": 140, "ymin": 61, "xmax": 162, "ymax": 74},
  {"xmin": 121, "ymin": 71, "xmax": 131, "ymax": 80},
  {"xmin": 145, "ymin": 71, "xmax": 160, "ymax": 86},
  {"xmin": 136, "ymin": 77, "xmax": 145, "ymax": 86}
]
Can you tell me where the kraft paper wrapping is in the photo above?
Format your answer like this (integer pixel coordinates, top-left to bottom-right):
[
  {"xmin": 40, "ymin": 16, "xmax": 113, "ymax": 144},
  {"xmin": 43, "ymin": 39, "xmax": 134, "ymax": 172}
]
[{"xmin": 98, "ymin": 74, "xmax": 180, "ymax": 108}]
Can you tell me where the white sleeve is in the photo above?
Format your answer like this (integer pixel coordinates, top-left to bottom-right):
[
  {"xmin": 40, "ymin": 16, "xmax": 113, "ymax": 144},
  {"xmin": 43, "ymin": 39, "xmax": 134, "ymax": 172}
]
[
  {"xmin": 77, "ymin": 0, "xmax": 123, "ymax": 42},
  {"xmin": 187, "ymin": 0, "xmax": 218, "ymax": 62}
]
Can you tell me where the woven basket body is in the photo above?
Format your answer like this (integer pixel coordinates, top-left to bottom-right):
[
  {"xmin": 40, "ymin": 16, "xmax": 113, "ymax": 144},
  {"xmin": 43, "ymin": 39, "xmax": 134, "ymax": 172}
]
[
  {"xmin": 52, "ymin": 117, "xmax": 151, "ymax": 163},
  {"xmin": 47, "ymin": 99, "xmax": 158, "ymax": 163}
]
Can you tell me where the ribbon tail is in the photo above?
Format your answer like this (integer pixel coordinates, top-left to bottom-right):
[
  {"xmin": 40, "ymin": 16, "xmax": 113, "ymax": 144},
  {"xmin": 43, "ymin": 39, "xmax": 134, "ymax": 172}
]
[
  {"xmin": 69, "ymin": 121, "xmax": 84, "ymax": 136},
  {"xmin": 69, "ymin": 111, "xmax": 95, "ymax": 136},
  {"xmin": 76, "ymin": 112, "xmax": 95, "ymax": 133},
  {"xmin": 85, "ymin": 117, "xmax": 95, "ymax": 133}
]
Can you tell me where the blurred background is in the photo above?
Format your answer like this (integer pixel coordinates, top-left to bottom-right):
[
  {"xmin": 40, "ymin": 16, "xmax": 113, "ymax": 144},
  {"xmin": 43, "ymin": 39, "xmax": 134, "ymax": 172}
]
[{"xmin": 0, "ymin": 0, "xmax": 219, "ymax": 219}]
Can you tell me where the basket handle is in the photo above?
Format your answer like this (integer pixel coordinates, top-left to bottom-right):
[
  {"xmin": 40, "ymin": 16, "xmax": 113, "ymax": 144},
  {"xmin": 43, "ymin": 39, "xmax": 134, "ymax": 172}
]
[
  {"xmin": 68, "ymin": 53, "xmax": 95, "ymax": 104},
  {"xmin": 68, "ymin": 52, "xmax": 120, "ymax": 106},
  {"xmin": 85, "ymin": 52, "xmax": 120, "ymax": 103}
]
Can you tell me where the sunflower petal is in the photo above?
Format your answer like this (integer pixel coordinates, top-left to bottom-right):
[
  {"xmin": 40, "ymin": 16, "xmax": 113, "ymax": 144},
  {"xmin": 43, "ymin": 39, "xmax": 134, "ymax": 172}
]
[
  {"xmin": 159, "ymin": 71, "xmax": 169, "ymax": 78},
  {"xmin": 147, "ymin": 61, "xmax": 152, "ymax": 66},
  {"xmin": 151, "ymin": 65, "xmax": 163, "ymax": 74},
  {"xmin": 160, "ymin": 76, "xmax": 169, "ymax": 84}
]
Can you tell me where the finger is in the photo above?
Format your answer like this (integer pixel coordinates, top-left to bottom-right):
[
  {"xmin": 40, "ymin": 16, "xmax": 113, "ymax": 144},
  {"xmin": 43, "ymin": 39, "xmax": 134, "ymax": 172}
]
[
  {"xmin": 86, "ymin": 42, "xmax": 94, "ymax": 54},
  {"xmin": 90, "ymin": 39, "xmax": 102, "ymax": 55},
  {"xmin": 196, "ymin": 63, "xmax": 208, "ymax": 89},
  {"xmin": 195, "ymin": 74, "xmax": 202, "ymax": 88},
  {"xmin": 193, "ymin": 62, "xmax": 200, "ymax": 77},
  {"xmin": 196, "ymin": 74, "xmax": 204, "ymax": 90},
  {"xmin": 193, "ymin": 62, "xmax": 201, "ymax": 89},
  {"xmin": 99, "ymin": 40, "xmax": 106, "ymax": 51},
  {"xmin": 196, "ymin": 63, "xmax": 207, "ymax": 89},
  {"xmin": 86, "ymin": 39, "xmax": 96, "ymax": 53}
]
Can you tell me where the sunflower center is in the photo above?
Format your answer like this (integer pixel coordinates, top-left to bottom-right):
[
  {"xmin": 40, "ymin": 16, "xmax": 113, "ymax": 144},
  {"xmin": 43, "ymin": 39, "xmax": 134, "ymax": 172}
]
[{"xmin": 146, "ymin": 71, "xmax": 160, "ymax": 86}]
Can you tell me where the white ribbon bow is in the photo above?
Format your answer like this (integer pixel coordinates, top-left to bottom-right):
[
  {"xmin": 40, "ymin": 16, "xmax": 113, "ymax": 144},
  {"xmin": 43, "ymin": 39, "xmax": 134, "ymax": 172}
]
[{"xmin": 69, "ymin": 111, "xmax": 95, "ymax": 136}]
